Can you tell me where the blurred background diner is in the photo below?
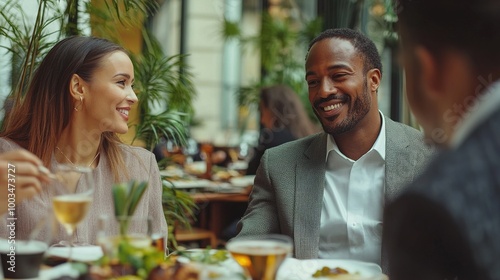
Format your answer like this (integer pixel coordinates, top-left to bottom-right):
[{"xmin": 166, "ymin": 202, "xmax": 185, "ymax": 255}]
[
  {"xmin": 246, "ymin": 84, "xmax": 320, "ymax": 175},
  {"xmin": 0, "ymin": 0, "xmax": 422, "ymax": 258}
]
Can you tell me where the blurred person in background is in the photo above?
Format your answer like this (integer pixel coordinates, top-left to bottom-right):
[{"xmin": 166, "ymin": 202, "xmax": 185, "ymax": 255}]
[
  {"xmin": 383, "ymin": 0, "xmax": 500, "ymax": 279},
  {"xmin": 246, "ymin": 85, "xmax": 319, "ymax": 175},
  {"xmin": 222, "ymin": 85, "xmax": 319, "ymax": 240}
]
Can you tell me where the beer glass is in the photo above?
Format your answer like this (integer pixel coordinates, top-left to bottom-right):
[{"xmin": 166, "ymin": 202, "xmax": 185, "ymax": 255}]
[{"xmin": 226, "ymin": 234, "xmax": 293, "ymax": 280}]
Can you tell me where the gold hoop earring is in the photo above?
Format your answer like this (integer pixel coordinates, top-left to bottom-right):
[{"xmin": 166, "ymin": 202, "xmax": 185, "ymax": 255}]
[{"xmin": 74, "ymin": 95, "xmax": 83, "ymax": 112}]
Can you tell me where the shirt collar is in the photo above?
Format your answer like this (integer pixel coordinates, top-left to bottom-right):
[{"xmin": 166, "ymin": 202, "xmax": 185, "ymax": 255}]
[
  {"xmin": 325, "ymin": 111, "xmax": 386, "ymax": 162},
  {"xmin": 451, "ymin": 80, "xmax": 500, "ymax": 148}
]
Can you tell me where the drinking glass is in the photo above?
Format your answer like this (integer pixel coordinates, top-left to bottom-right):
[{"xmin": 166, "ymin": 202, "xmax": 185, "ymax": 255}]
[
  {"xmin": 0, "ymin": 214, "xmax": 53, "ymax": 279},
  {"xmin": 226, "ymin": 234, "xmax": 293, "ymax": 280},
  {"xmin": 0, "ymin": 239, "xmax": 48, "ymax": 279},
  {"xmin": 97, "ymin": 215, "xmax": 153, "ymax": 263},
  {"xmin": 51, "ymin": 164, "xmax": 94, "ymax": 261}
]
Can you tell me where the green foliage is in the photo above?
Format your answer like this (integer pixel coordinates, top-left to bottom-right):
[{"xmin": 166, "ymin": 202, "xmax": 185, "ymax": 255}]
[
  {"xmin": 162, "ymin": 180, "xmax": 198, "ymax": 250},
  {"xmin": 176, "ymin": 249, "xmax": 229, "ymax": 265},
  {"xmin": 0, "ymin": 0, "xmax": 63, "ymax": 98},
  {"xmin": 381, "ymin": 0, "xmax": 399, "ymax": 47},
  {"xmin": 132, "ymin": 110, "xmax": 188, "ymax": 152},
  {"xmin": 220, "ymin": 11, "xmax": 322, "ymax": 123},
  {"xmin": 130, "ymin": 33, "xmax": 196, "ymax": 150},
  {"xmin": 221, "ymin": 18, "xmax": 242, "ymax": 39},
  {"xmin": 112, "ymin": 180, "xmax": 149, "ymax": 235},
  {"xmin": 97, "ymin": 238, "xmax": 166, "ymax": 279}
]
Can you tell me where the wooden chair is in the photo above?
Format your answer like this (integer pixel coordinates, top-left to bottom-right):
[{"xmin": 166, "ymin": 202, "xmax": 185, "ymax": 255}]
[{"xmin": 174, "ymin": 227, "xmax": 218, "ymax": 249}]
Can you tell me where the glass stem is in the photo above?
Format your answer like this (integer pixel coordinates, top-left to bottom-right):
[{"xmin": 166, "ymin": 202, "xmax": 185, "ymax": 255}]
[{"xmin": 67, "ymin": 229, "xmax": 75, "ymax": 262}]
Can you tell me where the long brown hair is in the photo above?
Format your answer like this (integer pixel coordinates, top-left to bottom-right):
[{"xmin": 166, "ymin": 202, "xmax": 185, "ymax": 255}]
[
  {"xmin": 2, "ymin": 36, "xmax": 128, "ymax": 181},
  {"xmin": 260, "ymin": 85, "xmax": 319, "ymax": 138}
]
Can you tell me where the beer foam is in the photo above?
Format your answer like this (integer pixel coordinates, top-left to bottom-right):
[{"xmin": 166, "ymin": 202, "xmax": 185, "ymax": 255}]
[
  {"xmin": 0, "ymin": 239, "xmax": 47, "ymax": 254},
  {"xmin": 227, "ymin": 240, "xmax": 292, "ymax": 255},
  {"xmin": 53, "ymin": 195, "xmax": 92, "ymax": 202}
]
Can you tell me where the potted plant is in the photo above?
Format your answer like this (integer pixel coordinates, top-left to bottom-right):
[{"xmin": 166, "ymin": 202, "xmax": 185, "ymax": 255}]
[{"xmin": 162, "ymin": 180, "xmax": 198, "ymax": 251}]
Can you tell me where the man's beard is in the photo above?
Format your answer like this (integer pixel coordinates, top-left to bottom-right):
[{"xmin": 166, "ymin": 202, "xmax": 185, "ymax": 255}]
[{"xmin": 316, "ymin": 81, "xmax": 372, "ymax": 135}]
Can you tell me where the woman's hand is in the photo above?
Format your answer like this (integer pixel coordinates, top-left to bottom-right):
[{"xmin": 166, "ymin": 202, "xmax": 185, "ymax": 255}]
[{"xmin": 0, "ymin": 149, "xmax": 50, "ymax": 215}]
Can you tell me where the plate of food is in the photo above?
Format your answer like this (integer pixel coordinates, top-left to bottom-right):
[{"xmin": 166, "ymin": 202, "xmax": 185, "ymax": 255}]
[
  {"xmin": 45, "ymin": 245, "xmax": 103, "ymax": 263},
  {"xmin": 276, "ymin": 258, "xmax": 386, "ymax": 280},
  {"xmin": 173, "ymin": 249, "xmax": 246, "ymax": 279}
]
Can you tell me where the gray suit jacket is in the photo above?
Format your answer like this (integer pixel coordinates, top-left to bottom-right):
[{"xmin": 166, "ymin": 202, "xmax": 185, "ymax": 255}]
[{"xmin": 238, "ymin": 116, "xmax": 432, "ymax": 268}]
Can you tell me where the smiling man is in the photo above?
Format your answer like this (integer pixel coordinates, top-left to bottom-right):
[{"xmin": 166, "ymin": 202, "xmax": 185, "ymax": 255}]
[{"xmin": 237, "ymin": 28, "xmax": 432, "ymax": 271}]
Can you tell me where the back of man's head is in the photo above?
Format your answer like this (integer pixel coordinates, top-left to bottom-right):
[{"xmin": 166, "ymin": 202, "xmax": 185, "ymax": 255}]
[{"xmin": 396, "ymin": 0, "xmax": 500, "ymax": 73}]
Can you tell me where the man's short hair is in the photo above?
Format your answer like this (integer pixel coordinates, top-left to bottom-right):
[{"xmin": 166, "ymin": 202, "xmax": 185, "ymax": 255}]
[{"xmin": 307, "ymin": 28, "xmax": 383, "ymax": 76}]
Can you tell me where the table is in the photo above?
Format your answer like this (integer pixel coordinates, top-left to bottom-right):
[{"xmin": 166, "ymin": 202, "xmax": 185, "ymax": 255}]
[{"xmin": 188, "ymin": 188, "xmax": 250, "ymax": 245}]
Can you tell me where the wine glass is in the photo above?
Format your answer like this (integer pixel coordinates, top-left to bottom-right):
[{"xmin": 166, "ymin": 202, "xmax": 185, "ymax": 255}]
[
  {"xmin": 226, "ymin": 234, "xmax": 293, "ymax": 280},
  {"xmin": 50, "ymin": 164, "xmax": 94, "ymax": 261}
]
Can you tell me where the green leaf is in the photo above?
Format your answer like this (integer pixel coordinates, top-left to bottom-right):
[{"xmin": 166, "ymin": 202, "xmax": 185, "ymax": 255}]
[
  {"xmin": 112, "ymin": 182, "xmax": 128, "ymax": 217},
  {"xmin": 111, "ymin": 180, "xmax": 149, "ymax": 236},
  {"xmin": 127, "ymin": 181, "xmax": 148, "ymax": 216}
]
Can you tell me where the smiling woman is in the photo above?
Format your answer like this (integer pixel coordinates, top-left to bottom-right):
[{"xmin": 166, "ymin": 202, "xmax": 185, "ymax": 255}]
[
  {"xmin": 0, "ymin": 36, "xmax": 167, "ymax": 246},
  {"xmin": 82, "ymin": 50, "xmax": 138, "ymax": 135}
]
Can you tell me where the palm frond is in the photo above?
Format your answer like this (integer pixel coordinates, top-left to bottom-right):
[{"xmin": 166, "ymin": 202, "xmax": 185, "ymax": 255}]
[
  {"xmin": 0, "ymin": 0, "xmax": 63, "ymax": 98},
  {"xmin": 220, "ymin": 18, "xmax": 242, "ymax": 40},
  {"xmin": 162, "ymin": 182, "xmax": 198, "ymax": 249},
  {"xmin": 131, "ymin": 110, "xmax": 189, "ymax": 152},
  {"xmin": 131, "ymin": 27, "xmax": 196, "ymax": 120}
]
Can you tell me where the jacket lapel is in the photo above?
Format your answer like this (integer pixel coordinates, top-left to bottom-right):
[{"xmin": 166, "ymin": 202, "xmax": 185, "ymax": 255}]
[
  {"xmin": 293, "ymin": 133, "xmax": 328, "ymax": 259},
  {"xmin": 384, "ymin": 117, "xmax": 415, "ymax": 204}
]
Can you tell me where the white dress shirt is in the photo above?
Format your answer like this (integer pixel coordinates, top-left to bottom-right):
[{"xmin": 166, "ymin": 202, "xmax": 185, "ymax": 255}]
[{"xmin": 319, "ymin": 113, "xmax": 386, "ymax": 265}]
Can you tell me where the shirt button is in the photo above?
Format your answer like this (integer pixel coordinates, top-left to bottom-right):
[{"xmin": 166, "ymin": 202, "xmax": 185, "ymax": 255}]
[{"xmin": 352, "ymin": 222, "xmax": 357, "ymax": 227}]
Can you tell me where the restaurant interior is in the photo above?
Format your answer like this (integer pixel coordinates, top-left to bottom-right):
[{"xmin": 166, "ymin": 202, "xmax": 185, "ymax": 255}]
[{"xmin": 0, "ymin": 0, "xmax": 408, "ymax": 279}]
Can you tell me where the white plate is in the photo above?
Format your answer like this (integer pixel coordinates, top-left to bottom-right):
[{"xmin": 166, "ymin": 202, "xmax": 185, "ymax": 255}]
[
  {"xmin": 276, "ymin": 258, "xmax": 383, "ymax": 280},
  {"xmin": 163, "ymin": 179, "xmax": 212, "ymax": 189},
  {"xmin": 159, "ymin": 168, "xmax": 185, "ymax": 177},
  {"xmin": 229, "ymin": 175, "xmax": 255, "ymax": 188},
  {"xmin": 46, "ymin": 245, "xmax": 103, "ymax": 262}
]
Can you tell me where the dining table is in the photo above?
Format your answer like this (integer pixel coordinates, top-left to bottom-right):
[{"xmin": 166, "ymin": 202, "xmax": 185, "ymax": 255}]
[
  {"xmin": 190, "ymin": 188, "xmax": 250, "ymax": 242},
  {"xmin": 162, "ymin": 171, "xmax": 254, "ymax": 245}
]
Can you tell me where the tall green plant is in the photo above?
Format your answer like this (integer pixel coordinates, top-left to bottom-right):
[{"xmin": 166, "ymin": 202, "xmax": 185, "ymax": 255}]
[
  {"xmin": 221, "ymin": 11, "xmax": 322, "ymax": 123},
  {"xmin": 162, "ymin": 180, "xmax": 198, "ymax": 250},
  {"xmin": 0, "ymin": 0, "xmax": 63, "ymax": 98},
  {"xmin": 129, "ymin": 34, "xmax": 196, "ymax": 150}
]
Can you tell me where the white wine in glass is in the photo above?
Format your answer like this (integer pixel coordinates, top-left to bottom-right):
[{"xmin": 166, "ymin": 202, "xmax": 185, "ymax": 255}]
[
  {"xmin": 51, "ymin": 164, "xmax": 94, "ymax": 260},
  {"xmin": 227, "ymin": 234, "xmax": 293, "ymax": 280},
  {"xmin": 52, "ymin": 195, "xmax": 92, "ymax": 234}
]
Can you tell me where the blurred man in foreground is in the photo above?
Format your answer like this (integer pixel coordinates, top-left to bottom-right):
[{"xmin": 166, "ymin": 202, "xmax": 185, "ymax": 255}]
[{"xmin": 383, "ymin": 1, "xmax": 500, "ymax": 279}]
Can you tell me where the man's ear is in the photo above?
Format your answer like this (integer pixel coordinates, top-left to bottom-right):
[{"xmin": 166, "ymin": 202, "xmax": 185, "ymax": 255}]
[
  {"xmin": 414, "ymin": 46, "xmax": 441, "ymax": 98},
  {"xmin": 69, "ymin": 74, "xmax": 85, "ymax": 98},
  {"xmin": 367, "ymin": 68, "xmax": 381, "ymax": 93}
]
